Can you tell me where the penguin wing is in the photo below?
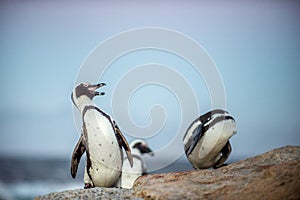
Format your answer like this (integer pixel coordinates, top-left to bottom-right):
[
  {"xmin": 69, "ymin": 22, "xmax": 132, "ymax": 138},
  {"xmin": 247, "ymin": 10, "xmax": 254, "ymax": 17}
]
[
  {"xmin": 214, "ymin": 141, "xmax": 232, "ymax": 169},
  {"xmin": 186, "ymin": 124, "xmax": 203, "ymax": 155},
  {"xmin": 70, "ymin": 134, "xmax": 86, "ymax": 178},
  {"xmin": 113, "ymin": 121, "xmax": 133, "ymax": 168}
]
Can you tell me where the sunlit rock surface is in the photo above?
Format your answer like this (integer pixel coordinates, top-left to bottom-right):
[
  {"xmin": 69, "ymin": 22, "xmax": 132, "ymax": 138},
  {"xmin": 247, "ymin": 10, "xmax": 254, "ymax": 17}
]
[{"xmin": 133, "ymin": 145, "xmax": 300, "ymax": 200}]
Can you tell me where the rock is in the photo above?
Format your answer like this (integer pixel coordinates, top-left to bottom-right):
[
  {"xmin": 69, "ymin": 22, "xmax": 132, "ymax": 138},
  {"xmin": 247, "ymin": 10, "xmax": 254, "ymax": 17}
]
[
  {"xmin": 133, "ymin": 145, "xmax": 300, "ymax": 200},
  {"xmin": 34, "ymin": 187, "xmax": 141, "ymax": 200},
  {"xmin": 35, "ymin": 146, "xmax": 300, "ymax": 200}
]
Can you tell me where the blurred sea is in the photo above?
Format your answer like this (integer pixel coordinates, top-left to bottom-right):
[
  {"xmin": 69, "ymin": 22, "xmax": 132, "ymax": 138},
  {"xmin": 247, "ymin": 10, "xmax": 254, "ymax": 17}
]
[{"xmin": 0, "ymin": 157, "xmax": 83, "ymax": 200}]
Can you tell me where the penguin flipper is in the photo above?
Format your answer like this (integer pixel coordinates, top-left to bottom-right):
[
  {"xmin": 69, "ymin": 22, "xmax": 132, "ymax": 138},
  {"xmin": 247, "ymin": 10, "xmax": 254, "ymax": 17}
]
[
  {"xmin": 214, "ymin": 141, "xmax": 232, "ymax": 169},
  {"xmin": 186, "ymin": 124, "xmax": 203, "ymax": 155},
  {"xmin": 113, "ymin": 122, "xmax": 133, "ymax": 168},
  {"xmin": 71, "ymin": 134, "xmax": 86, "ymax": 178}
]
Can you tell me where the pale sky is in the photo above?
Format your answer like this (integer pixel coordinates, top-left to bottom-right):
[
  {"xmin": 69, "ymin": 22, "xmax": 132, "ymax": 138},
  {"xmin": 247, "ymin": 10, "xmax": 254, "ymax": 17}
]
[{"xmin": 0, "ymin": 1, "xmax": 299, "ymax": 169}]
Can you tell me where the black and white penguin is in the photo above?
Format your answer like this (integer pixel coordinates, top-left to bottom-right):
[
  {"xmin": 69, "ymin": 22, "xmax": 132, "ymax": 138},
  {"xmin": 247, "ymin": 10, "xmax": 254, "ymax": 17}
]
[
  {"xmin": 183, "ymin": 109, "xmax": 237, "ymax": 169},
  {"xmin": 70, "ymin": 82, "xmax": 133, "ymax": 188},
  {"xmin": 117, "ymin": 139, "xmax": 153, "ymax": 189}
]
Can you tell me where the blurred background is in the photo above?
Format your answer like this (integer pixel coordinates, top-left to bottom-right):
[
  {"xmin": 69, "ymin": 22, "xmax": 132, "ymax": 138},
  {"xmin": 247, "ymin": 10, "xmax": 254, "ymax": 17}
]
[{"xmin": 0, "ymin": 1, "xmax": 299, "ymax": 199}]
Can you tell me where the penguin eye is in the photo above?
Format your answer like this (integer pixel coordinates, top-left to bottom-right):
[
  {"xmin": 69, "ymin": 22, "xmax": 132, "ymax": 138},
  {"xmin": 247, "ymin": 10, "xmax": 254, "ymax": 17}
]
[{"xmin": 83, "ymin": 83, "xmax": 89, "ymax": 87}]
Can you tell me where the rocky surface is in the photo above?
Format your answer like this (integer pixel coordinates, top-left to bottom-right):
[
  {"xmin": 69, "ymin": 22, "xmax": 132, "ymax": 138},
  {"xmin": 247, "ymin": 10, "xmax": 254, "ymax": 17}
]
[
  {"xmin": 35, "ymin": 187, "xmax": 140, "ymax": 200},
  {"xmin": 36, "ymin": 145, "xmax": 300, "ymax": 200},
  {"xmin": 133, "ymin": 145, "xmax": 300, "ymax": 200}
]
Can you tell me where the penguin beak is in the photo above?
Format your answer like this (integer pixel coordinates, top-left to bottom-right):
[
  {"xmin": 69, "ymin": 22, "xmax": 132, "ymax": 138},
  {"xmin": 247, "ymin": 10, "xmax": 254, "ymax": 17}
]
[
  {"xmin": 143, "ymin": 145, "xmax": 154, "ymax": 156},
  {"xmin": 88, "ymin": 83, "xmax": 106, "ymax": 96}
]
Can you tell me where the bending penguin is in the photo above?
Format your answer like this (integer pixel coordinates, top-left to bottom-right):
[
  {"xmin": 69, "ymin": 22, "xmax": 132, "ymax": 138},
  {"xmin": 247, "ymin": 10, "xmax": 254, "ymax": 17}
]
[
  {"xmin": 183, "ymin": 109, "xmax": 237, "ymax": 169},
  {"xmin": 70, "ymin": 82, "xmax": 133, "ymax": 188},
  {"xmin": 117, "ymin": 139, "xmax": 153, "ymax": 189}
]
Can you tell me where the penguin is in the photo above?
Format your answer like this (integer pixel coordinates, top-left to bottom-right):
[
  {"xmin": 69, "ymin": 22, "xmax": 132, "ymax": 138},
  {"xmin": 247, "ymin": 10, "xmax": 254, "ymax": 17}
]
[
  {"xmin": 70, "ymin": 82, "xmax": 133, "ymax": 188},
  {"xmin": 183, "ymin": 109, "xmax": 237, "ymax": 169},
  {"xmin": 117, "ymin": 139, "xmax": 154, "ymax": 189}
]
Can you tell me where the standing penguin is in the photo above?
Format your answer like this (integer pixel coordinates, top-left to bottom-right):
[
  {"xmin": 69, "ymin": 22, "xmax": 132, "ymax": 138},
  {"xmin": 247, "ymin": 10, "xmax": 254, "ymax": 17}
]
[
  {"xmin": 183, "ymin": 109, "xmax": 237, "ymax": 169},
  {"xmin": 117, "ymin": 139, "xmax": 153, "ymax": 189},
  {"xmin": 70, "ymin": 82, "xmax": 133, "ymax": 188}
]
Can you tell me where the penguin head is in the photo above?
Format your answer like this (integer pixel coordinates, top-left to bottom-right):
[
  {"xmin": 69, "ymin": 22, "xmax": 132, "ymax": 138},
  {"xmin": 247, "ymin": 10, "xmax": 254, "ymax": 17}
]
[
  {"xmin": 130, "ymin": 139, "xmax": 154, "ymax": 156},
  {"xmin": 71, "ymin": 82, "xmax": 106, "ymax": 108}
]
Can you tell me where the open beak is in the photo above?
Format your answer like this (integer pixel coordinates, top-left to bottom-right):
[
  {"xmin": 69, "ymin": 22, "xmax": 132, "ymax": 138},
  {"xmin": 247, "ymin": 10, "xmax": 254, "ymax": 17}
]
[{"xmin": 88, "ymin": 83, "xmax": 106, "ymax": 96}]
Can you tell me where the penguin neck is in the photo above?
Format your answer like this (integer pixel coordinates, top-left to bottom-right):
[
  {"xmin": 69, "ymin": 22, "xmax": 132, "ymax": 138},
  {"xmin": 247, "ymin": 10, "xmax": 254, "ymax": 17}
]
[
  {"xmin": 76, "ymin": 96, "xmax": 95, "ymax": 113},
  {"xmin": 131, "ymin": 148, "xmax": 142, "ymax": 157}
]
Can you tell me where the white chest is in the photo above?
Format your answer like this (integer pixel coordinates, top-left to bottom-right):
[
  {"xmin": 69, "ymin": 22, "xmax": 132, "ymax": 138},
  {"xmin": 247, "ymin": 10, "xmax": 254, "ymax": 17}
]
[{"xmin": 84, "ymin": 110, "xmax": 123, "ymax": 176}]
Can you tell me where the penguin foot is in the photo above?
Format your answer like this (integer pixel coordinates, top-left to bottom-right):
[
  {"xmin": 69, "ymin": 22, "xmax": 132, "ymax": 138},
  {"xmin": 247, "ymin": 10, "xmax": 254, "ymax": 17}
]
[
  {"xmin": 213, "ymin": 163, "xmax": 228, "ymax": 169},
  {"xmin": 84, "ymin": 183, "xmax": 93, "ymax": 189}
]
